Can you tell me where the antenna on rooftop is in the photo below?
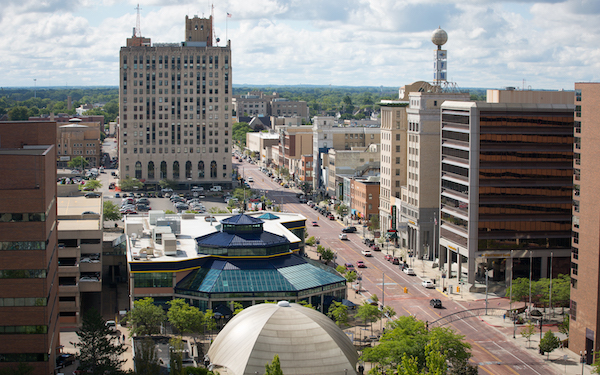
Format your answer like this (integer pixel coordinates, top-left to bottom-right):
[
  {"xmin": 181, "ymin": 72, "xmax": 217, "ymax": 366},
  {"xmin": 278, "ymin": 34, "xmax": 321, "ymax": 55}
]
[{"xmin": 135, "ymin": 4, "xmax": 142, "ymax": 37}]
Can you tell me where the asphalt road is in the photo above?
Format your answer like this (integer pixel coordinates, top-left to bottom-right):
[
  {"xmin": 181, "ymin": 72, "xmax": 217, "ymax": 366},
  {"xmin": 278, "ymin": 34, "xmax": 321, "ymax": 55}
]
[{"xmin": 235, "ymin": 157, "xmax": 558, "ymax": 375}]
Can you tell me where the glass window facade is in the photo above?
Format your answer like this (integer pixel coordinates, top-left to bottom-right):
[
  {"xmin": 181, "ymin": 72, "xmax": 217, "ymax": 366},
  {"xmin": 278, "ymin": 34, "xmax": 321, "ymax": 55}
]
[{"xmin": 133, "ymin": 272, "xmax": 173, "ymax": 288}]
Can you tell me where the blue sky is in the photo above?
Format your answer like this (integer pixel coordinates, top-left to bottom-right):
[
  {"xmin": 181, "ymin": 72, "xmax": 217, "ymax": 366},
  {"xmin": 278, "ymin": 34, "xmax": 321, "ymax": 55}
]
[{"xmin": 1, "ymin": 0, "xmax": 599, "ymax": 90}]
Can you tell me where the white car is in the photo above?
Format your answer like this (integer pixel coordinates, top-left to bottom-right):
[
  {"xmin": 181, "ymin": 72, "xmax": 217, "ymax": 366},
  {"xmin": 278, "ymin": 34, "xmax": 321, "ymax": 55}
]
[
  {"xmin": 361, "ymin": 249, "xmax": 372, "ymax": 257},
  {"xmin": 339, "ymin": 233, "xmax": 348, "ymax": 240},
  {"xmin": 422, "ymin": 280, "xmax": 435, "ymax": 288},
  {"xmin": 403, "ymin": 268, "xmax": 416, "ymax": 276},
  {"xmin": 248, "ymin": 177, "xmax": 254, "ymax": 182}
]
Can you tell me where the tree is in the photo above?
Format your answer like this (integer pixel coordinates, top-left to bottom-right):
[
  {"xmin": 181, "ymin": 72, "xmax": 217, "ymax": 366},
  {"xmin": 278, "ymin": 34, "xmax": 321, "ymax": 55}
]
[
  {"xmin": 327, "ymin": 301, "xmax": 349, "ymax": 327},
  {"xmin": 232, "ymin": 122, "xmax": 253, "ymax": 147},
  {"xmin": 539, "ymin": 331, "xmax": 560, "ymax": 360},
  {"xmin": 368, "ymin": 215, "xmax": 380, "ymax": 232},
  {"xmin": 204, "ymin": 309, "xmax": 217, "ymax": 339},
  {"xmin": 73, "ymin": 308, "xmax": 126, "ymax": 375},
  {"xmin": 103, "ymin": 201, "xmax": 122, "ymax": 221},
  {"xmin": 335, "ymin": 265, "xmax": 346, "ymax": 275},
  {"xmin": 357, "ymin": 302, "xmax": 381, "ymax": 335},
  {"xmin": 336, "ymin": 204, "xmax": 347, "ymax": 217},
  {"xmin": 382, "ymin": 305, "xmax": 396, "ymax": 320},
  {"xmin": 344, "ymin": 270, "xmax": 357, "ymax": 283},
  {"xmin": 134, "ymin": 337, "xmax": 161, "ymax": 375},
  {"xmin": 305, "ymin": 236, "xmax": 316, "ymax": 247},
  {"xmin": 232, "ymin": 302, "xmax": 244, "ymax": 315},
  {"xmin": 558, "ymin": 315, "xmax": 569, "ymax": 338},
  {"xmin": 83, "ymin": 179, "xmax": 102, "ymax": 191},
  {"xmin": 448, "ymin": 359, "xmax": 478, "ymax": 375},
  {"xmin": 159, "ymin": 179, "xmax": 178, "ymax": 190},
  {"xmin": 68, "ymin": 156, "xmax": 89, "ymax": 170},
  {"xmin": 167, "ymin": 299, "xmax": 205, "ymax": 338},
  {"xmin": 264, "ymin": 354, "xmax": 284, "ymax": 375},
  {"xmin": 7, "ymin": 106, "xmax": 29, "ymax": 121},
  {"xmin": 125, "ymin": 297, "xmax": 166, "ymax": 336},
  {"xmin": 120, "ymin": 177, "xmax": 144, "ymax": 191},
  {"xmin": 361, "ymin": 316, "xmax": 472, "ymax": 373},
  {"xmin": 320, "ymin": 248, "xmax": 335, "ymax": 264},
  {"xmin": 169, "ymin": 337, "xmax": 185, "ymax": 375},
  {"xmin": 521, "ymin": 321, "xmax": 536, "ymax": 348}
]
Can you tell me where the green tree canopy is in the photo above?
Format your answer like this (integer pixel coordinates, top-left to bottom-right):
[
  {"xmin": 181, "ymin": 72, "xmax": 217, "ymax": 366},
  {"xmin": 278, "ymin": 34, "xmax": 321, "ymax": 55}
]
[
  {"xmin": 539, "ymin": 331, "xmax": 560, "ymax": 360},
  {"xmin": 68, "ymin": 156, "xmax": 89, "ymax": 170},
  {"xmin": 83, "ymin": 179, "xmax": 102, "ymax": 191},
  {"xmin": 74, "ymin": 308, "xmax": 126, "ymax": 375},
  {"xmin": 134, "ymin": 337, "xmax": 161, "ymax": 375},
  {"xmin": 120, "ymin": 177, "xmax": 144, "ymax": 191},
  {"xmin": 265, "ymin": 354, "xmax": 284, "ymax": 375},
  {"xmin": 232, "ymin": 122, "xmax": 253, "ymax": 147},
  {"xmin": 7, "ymin": 106, "xmax": 29, "ymax": 120},
  {"xmin": 125, "ymin": 297, "xmax": 166, "ymax": 336},
  {"xmin": 327, "ymin": 301, "xmax": 349, "ymax": 327},
  {"xmin": 167, "ymin": 299, "xmax": 205, "ymax": 337},
  {"xmin": 103, "ymin": 201, "xmax": 122, "ymax": 221}
]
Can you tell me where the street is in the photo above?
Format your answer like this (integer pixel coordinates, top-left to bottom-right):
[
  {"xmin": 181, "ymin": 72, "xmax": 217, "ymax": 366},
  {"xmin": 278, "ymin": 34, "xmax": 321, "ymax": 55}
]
[{"xmin": 236, "ymin": 157, "xmax": 558, "ymax": 375}]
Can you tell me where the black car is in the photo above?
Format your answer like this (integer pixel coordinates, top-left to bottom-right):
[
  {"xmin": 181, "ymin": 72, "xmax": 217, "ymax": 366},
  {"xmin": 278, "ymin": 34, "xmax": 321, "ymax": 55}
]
[
  {"xmin": 56, "ymin": 353, "xmax": 75, "ymax": 368},
  {"xmin": 430, "ymin": 299, "xmax": 442, "ymax": 308},
  {"xmin": 342, "ymin": 226, "xmax": 357, "ymax": 233},
  {"xmin": 84, "ymin": 192, "xmax": 100, "ymax": 198}
]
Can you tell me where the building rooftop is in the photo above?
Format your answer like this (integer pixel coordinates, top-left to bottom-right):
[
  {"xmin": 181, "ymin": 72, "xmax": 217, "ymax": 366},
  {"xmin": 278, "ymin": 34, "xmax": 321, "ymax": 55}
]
[
  {"xmin": 124, "ymin": 212, "xmax": 306, "ymax": 265},
  {"xmin": 57, "ymin": 196, "xmax": 102, "ymax": 217}
]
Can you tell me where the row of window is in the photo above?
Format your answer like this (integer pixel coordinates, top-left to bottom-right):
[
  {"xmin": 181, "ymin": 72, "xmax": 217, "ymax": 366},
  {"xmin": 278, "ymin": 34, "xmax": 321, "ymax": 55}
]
[
  {"xmin": 124, "ymin": 54, "xmax": 228, "ymax": 68},
  {"xmin": 0, "ymin": 241, "xmax": 46, "ymax": 251},
  {"xmin": 133, "ymin": 272, "xmax": 173, "ymax": 288},
  {"xmin": 0, "ymin": 297, "xmax": 46, "ymax": 307},
  {"xmin": 0, "ymin": 269, "xmax": 47, "ymax": 279},
  {"xmin": 124, "ymin": 146, "xmax": 229, "ymax": 155},
  {"xmin": 0, "ymin": 212, "xmax": 46, "ymax": 223}
]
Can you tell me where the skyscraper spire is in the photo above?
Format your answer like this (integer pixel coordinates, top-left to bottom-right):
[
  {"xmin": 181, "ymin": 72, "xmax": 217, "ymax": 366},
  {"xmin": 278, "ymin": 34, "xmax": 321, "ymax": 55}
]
[{"xmin": 135, "ymin": 4, "xmax": 142, "ymax": 37}]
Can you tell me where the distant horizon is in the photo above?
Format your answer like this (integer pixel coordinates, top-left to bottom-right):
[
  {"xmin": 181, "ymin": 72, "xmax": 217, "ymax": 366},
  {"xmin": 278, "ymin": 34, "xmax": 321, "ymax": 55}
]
[{"xmin": 0, "ymin": 84, "xmax": 562, "ymax": 92}]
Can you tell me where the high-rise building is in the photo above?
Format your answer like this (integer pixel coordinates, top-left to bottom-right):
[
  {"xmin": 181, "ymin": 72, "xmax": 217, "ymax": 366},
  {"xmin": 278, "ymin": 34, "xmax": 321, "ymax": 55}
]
[
  {"xmin": 438, "ymin": 100, "xmax": 573, "ymax": 287},
  {"xmin": 0, "ymin": 122, "xmax": 60, "ymax": 374},
  {"xmin": 119, "ymin": 15, "xmax": 233, "ymax": 189},
  {"xmin": 569, "ymin": 83, "xmax": 600, "ymax": 363}
]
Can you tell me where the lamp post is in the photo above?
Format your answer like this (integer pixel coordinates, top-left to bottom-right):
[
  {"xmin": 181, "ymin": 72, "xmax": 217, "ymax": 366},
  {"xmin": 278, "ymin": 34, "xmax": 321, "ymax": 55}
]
[
  {"xmin": 581, "ymin": 350, "xmax": 587, "ymax": 375},
  {"xmin": 485, "ymin": 266, "xmax": 489, "ymax": 316},
  {"xmin": 510, "ymin": 250, "xmax": 516, "ymax": 338}
]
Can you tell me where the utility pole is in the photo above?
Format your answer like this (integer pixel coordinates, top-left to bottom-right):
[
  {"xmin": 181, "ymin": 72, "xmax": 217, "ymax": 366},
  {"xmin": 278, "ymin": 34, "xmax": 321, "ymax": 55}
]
[{"xmin": 485, "ymin": 266, "xmax": 489, "ymax": 315}]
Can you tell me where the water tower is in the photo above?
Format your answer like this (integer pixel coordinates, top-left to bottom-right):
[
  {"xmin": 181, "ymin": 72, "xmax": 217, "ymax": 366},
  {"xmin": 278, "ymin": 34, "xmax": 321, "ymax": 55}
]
[{"xmin": 432, "ymin": 27, "xmax": 448, "ymax": 86}]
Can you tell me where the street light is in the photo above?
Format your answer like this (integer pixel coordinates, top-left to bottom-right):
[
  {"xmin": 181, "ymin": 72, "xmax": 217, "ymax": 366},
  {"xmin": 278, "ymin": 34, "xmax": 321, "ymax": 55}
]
[
  {"xmin": 485, "ymin": 266, "xmax": 489, "ymax": 316},
  {"xmin": 581, "ymin": 350, "xmax": 587, "ymax": 375}
]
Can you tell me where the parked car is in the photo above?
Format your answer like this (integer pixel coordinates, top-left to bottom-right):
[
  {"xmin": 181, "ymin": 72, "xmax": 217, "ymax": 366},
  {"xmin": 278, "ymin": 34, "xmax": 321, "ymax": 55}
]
[
  {"xmin": 430, "ymin": 299, "xmax": 442, "ymax": 308},
  {"xmin": 312, "ymin": 221, "xmax": 319, "ymax": 226},
  {"xmin": 403, "ymin": 268, "xmax": 416, "ymax": 276},
  {"xmin": 328, "ymin": 214, "xmax": 335, "ymax": 220},
  {"xmin": 392, "ymin": 257, "xmax": 400, "ymax": 265},
  {"xmin": 84, "ymin": 192, "xmax": 100, "ymax": 198},
  {"xmin": 384, "ymin": 254, "xmax": 392, "ymax": 261},
  {"xmin": 342, "ymin": 226, "xmax": 357, "ymax": 233},
  {"xmin": 56, "ymin": 354, "xmax": 75, "ymax": 368},
  {"xmin": 422, "ymin": 280, "xmax": 435, "ymax": 288},
  {"xmin": 248, "ymin": 177, "xmax": 254, "ymax": 182},
  {"xmin": 370, "ymin": 244, "xmax": 381, "ymax": 251},
  {"xmin": 339, "ymin": 233, "xmax": 348, "ymax": 240},
  {"xmin": 356, "ymin": 260, "xmax": 366, "ymax": 268},
  {"xmin": 115, "ymin": 193, "xmax": 120, "ymax": 198},
  {"xmin": 361, "ymin": 250, "xmax": 372, "ymax": 257},
  {"xmin": 345, "ymin": 262, "xmax": 355, "ymax": 271},
  {"xmin": 210, "ymin": 186, "xmax": 222, "ymax": 192}
]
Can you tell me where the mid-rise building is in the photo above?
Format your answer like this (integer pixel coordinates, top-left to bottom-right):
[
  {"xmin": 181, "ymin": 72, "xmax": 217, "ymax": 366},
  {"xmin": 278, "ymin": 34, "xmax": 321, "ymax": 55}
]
[
  {"xmin": 119, "ymin": 15, "xmax": 233, "ymax": 189},
  {"xmin": 124, "ymin": 212, "xmax": 346, "ymax": 313},
  {"xmin": 326, "ymin": 145, "xmax": 380, "ymax": 197},
  {"xmin": 379, "ymin": 102, "xmax": 408, "ymax": 233},
  {"xmin": 350, "ymin": 177, "xmax": 380, "ymax": 221},
  {"xmin": 400, "ymin": 90, "xmax": 470, "ymax": 261},
  {"xmin": 56, "ymin": 120, "xmax": 102, "ymax": 169},
  {"xmin": 0, "ymin": 122, "xmax": 60, "ymax": 375},
  {"xmin": 57, "ymin": 196, "xmax": 103, "ymax": 329},
  {"xmin": 569, "ymin": 83, "xmax": 600, "ymax": 363},
  {"xmin": 438, "ymin": 100, "xmax": 573, "ymax": 287},
  {"xmin": 312, "ymin": 117, "xmax": 380, "ymax": 194}
]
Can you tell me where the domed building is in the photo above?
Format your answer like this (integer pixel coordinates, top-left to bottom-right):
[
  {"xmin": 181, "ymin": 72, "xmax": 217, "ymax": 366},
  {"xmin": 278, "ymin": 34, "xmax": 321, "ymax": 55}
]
[{"xmin": 207, "ymin": 301, "xmax": 358, "ymax": 375}]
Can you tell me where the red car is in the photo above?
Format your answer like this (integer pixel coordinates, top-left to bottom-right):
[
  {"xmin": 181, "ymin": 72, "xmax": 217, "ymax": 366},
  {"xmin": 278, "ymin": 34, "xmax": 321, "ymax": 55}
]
[
  {"xmin": 312, "ymin": 221, "xmax": 319, "ymax": 226},
  {"xmin": 328, "ymin": 214, "xmax": 335, "ymax": 220},
  {"xmin": 384, "ymin": 254, "xmax": 392, "ymax": 261},
  {"xmin": 371, "ymin": 244, "xmax": 381, "ymax": 251}
]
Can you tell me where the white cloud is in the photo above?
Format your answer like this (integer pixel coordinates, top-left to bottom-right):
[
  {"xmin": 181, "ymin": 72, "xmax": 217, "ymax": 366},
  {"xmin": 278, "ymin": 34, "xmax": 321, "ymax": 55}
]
[{"xmin": 0, "ymin": 0, "xmax": 597, "ymax": 89}]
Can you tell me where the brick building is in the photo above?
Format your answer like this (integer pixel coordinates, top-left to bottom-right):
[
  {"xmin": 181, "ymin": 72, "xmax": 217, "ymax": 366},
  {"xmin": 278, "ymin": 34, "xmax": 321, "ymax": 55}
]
[{"xmin": 0, "ymin": 122, "xmax": 60, "ymax": 374}]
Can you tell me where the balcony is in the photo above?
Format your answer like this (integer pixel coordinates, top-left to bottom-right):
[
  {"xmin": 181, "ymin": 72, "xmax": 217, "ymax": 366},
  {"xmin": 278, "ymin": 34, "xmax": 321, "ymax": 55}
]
[
  {"xmin": 59, "ymin": 301, "xmax": 79, "ymax": 311},
  {"xmin": 79, "ymin": 262, "xmax": 101, "ymax": 273},
  {"xmin": 79, "ymin": 278, "xmax": 101, "ymax": 292},
  {"xmin": 58, "ymin": 264, "xmax": 79, "ymax": 275},
  {"xmin": 59, "ymin": 284, "xmax": 79, "ymax": 293},
  {"xmin": 58, "ymin": 246, "xmax": 80, "ymax": 258}
]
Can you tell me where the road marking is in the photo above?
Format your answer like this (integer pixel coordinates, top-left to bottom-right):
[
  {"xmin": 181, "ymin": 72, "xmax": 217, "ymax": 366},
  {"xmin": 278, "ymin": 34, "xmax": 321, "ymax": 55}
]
[
  {"xmin": 490, "ymin": 341, "xmax": 543, "ymax": 375},
  {"xmin": 471, "ymin": 341, "xmax": 520, "ymax": 375}
]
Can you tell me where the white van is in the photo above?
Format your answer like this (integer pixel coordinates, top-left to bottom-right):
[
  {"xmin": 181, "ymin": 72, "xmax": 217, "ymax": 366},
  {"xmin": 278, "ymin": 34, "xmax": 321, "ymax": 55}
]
[{"xmin": 210, "ymin": 186, "xmax": 222, "ymax": 192}]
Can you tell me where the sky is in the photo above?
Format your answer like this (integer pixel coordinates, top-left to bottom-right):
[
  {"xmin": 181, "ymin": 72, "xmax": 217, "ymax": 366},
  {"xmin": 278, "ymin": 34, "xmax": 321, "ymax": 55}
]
[{"xmin": 2, "ymin": 0, "xmax": 599, "ymax": 90}]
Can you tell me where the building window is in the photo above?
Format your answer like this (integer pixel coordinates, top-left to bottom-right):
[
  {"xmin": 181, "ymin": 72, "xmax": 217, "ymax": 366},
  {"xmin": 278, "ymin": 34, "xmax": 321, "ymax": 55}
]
[
  {"xmin": 173, "ymin": 161, "xmax": 180, "ymax": 179},
  {"xmin": 133, "ymin": 272, "xmax": 173, "ymax": 288},
  {"xmin": 135, "ymin": 161, "xmax": 142, "ymax": 179},
  {"xmin": 570, "ymin": 300, "xmax": 576, "ymax": 321}
]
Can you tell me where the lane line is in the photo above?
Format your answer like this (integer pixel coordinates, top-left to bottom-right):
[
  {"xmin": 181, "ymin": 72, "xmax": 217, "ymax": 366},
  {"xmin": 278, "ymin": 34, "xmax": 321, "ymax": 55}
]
[{"xmin": 490, "ymin": 341, "xmax": 544, "ymax": 375}]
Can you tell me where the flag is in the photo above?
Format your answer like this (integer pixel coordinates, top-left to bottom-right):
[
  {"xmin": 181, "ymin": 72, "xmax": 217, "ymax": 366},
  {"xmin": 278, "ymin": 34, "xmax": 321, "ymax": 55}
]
[{"xmin": 227, "ymin": 13, "xmax": 232, "ymax": 18}]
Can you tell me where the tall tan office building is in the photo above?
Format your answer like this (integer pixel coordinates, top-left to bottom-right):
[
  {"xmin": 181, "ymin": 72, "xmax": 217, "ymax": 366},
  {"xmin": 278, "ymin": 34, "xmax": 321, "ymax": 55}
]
[
  {"xmin": 0, "ymin": 122, "xmax": 60, "ymax": 374},
  {"xmin": 569, "ymin": 83, "xmax": 600, "ymax": 363},
  {"xmin": 119, "ymin": 15, "xmax": 233, "ymax": 189},
  {"xmin": 379, "ymin": 102, "xmax": 408, "ymax": 233}
]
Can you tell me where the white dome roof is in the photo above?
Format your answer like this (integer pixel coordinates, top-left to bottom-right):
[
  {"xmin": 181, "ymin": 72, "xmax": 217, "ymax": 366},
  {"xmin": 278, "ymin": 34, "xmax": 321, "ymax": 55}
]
[{"xmin": 207, "ymin": 302, "xmax": 358, "ymax": 375}]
